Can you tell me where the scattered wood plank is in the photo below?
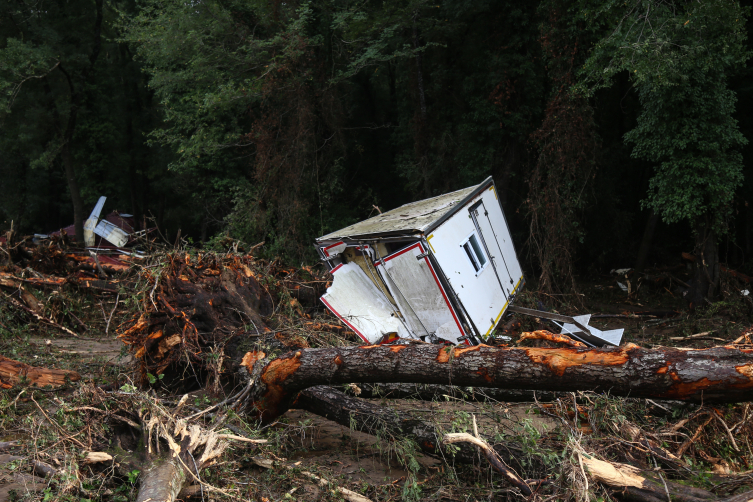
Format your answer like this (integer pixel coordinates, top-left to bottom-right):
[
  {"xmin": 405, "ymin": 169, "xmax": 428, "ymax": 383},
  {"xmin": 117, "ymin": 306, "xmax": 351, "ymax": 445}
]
[{"xmin": 0, "ymin": 355, "xmax": 80, "ymax": 388}]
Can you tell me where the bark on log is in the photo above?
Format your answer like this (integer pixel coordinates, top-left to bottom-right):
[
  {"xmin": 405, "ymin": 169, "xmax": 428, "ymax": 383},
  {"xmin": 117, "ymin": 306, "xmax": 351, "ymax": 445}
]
[
  {"xmin": 0, "ymin": 355, "xmax": 81, "ymax": 388},
  {"xmin": 136, "ymin": 458, "xmax": 186, "ymax": 502},
  {"xmin": 351, "ymin": 382, "xmax": 563, "ymax": 403},
  {"xmin": 295, "ymin": 385, "xmax": 531, "ymax": 475},
  {"xmin": 239, "ymin": 343, "xmax": 753, "ymax": 424}
]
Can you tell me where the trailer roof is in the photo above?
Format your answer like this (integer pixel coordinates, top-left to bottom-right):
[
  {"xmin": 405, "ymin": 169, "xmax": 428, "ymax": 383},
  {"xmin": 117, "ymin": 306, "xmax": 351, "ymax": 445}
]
[{"xmin": 316, "ymin": 177, "xmax": 491, "ymax": 242}]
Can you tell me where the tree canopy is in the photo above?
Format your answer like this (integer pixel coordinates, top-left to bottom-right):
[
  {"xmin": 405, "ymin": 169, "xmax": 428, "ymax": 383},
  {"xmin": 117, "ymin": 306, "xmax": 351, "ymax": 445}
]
[{"xmin": 2, "ymin": 0, "xmax": 752, "ymax": 295}]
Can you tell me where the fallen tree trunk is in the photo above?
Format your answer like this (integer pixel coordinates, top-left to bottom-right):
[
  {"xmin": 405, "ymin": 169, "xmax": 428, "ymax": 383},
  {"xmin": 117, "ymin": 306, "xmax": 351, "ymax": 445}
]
[
  {"xmin": 239, "ymin": 343, "xmax": 753, "ymax": 423},
  {"xmin": 0, "ymin": 355, "xmax": 81, "ymax": 388},
  {"xmin": 296, "ymin": 385, "xmax": 533, "ymax": 476},
  {"xmin": 350, "ymin": 382, "xmax": 562, "ymax": 403}
]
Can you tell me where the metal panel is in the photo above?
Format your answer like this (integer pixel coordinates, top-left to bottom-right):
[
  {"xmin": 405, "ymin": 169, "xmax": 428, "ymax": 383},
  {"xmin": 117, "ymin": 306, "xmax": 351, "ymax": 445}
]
[
  {"xmin": 429, "ymin": 187, "xmax": 524, "ymax": 339},
  {"xmin": 375, "ymin": 242, "xmax": 466, "ymax": 344},
  {"xmin": 94, "ymin": 220, "xmax": 130, "ymax": 248},
  {"xmin": 88, "ymin": 196, "xmax": 107, "ymax": 220},
  {"xmin": 320, "ymin": 262, "xmax": 410, "ymax": 344},
  {"xmin": 316, "ymin": 182, "xmax": 486, "ymax": 242}
]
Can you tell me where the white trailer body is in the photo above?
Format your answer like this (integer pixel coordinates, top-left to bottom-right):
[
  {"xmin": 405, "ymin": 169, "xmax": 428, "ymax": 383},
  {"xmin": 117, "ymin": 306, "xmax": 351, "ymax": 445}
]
[
  {"xmin": 427, "ymin": 184, "xmax": 524, "ymax": 338},
  {"xmin": 315, "ymin": 177, "xmax": 524, "ymax": 345}
]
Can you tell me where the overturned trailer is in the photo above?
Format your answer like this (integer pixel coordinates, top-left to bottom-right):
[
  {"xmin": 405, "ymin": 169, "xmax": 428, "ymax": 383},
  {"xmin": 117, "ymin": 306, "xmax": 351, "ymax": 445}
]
[
  {"xmin": 315, "ymin": 177, "xmax": 623, "ymax": 347},
  {"xmin": 315, "ymin": 178, "xmax": 523, "ymax": 345}
]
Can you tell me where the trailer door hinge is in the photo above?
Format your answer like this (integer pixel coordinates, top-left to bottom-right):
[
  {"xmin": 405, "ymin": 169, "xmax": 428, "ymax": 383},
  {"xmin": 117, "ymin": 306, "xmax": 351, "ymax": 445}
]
[{"xmin": 416, "ymin": 252, "xmax": 430, "ymax": 260}]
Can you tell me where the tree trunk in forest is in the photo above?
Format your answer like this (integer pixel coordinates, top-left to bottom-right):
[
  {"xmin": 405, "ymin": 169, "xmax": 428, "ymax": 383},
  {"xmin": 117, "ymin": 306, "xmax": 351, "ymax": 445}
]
[
  {"xmin": 55, "ymin": 0, "xmax": 104, "ymax": 244},
  {"xmin": 635, "ymin": 210, "xmax": 659, "ymax": 273},
  {"xmin": 60, "ymin": 138, "xmax": 86, "ymax": 244},
  {"xmin": 688, "ymin": 215, "xmax": 720, "ymax": 306},
  {"xmin": 238, "ymin": 342, "xmax": 753, "ymax": 424},
  {"xmin": 411, "ymin": 14, "xmax": 427, "ymax": 121},
  {"xmin": 411, "ymin": 12, "xmax": 431, "ymax": 198}
]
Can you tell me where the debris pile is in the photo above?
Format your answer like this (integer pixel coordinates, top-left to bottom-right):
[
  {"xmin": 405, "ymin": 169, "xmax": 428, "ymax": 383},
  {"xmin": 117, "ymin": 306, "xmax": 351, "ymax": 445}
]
[
  {"xmin": 2, "ymin": 226, "xmax": 753, "ymax": 501},
  {"xmin": 115, "ymin": 252, "xmax": 346, "ymax": 384}
]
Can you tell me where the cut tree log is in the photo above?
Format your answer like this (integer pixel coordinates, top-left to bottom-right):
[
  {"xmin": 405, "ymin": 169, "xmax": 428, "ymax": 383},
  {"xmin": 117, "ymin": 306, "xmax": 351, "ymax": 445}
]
[
  {"xmin": 0, "ymin": 355, "xmax": 80, "ymax": 388},
  {"xmin": 238, "ymin": 343, "xmax": 753, "ymax": 424}
]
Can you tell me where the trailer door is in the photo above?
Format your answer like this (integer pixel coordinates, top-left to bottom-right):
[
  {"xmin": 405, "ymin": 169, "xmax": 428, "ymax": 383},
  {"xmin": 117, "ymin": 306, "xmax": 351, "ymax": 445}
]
[
  {"xmin": 470, "ymin": 200, "xmax": 517, "ymax": 298},
  {"xmin": 320, "ymin": 262, "xmax": 410, "ymax": 343},
  {"xmin": 375, "ymin": 242, "xmax": 466, "ymax": 344},
  {"xmin": 428, "ymin": 186, "xmax": 524, "ymax": 339}
]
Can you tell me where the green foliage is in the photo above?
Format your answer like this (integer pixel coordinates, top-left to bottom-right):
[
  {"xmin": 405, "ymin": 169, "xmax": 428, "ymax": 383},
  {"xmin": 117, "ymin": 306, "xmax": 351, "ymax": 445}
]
[
  {"xmin": 146, "ymin": 372, "xmax": 164, "ymax": 385},
  {"xmin": 579, "ymin": 0, "xmax": 750, "ymax": 232},
  {"xmin": 2, "ymin": 0, "xmax": 751, "ymax": 276},
  {"xmin": 127, "ymin": 469, "xmax": 140, "ymax": 484}
]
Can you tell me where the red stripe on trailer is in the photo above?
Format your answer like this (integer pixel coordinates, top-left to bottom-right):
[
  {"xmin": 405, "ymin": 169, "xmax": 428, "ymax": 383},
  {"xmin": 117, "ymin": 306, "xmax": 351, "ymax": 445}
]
[
  {"xmin": 320, "ymin": 297, "xmax": 370, "ymax": 344},
  {"xmin": 374, "ymin": 242, "xmax": 422, "ymax": 267},
  {"xmin": 330, "ymin": 263, "xmax": 344, "ymax": 274},
  {"xmin": 418, "ymin": 242, "xmax": 469, "ymax": 345},
  {"xmin": 377, "ymin": 242, "xmax": 468, "ymax": 345},
  {"xmin": 323, "ymin": 241, "xmax": 345, "ymax": 257}
]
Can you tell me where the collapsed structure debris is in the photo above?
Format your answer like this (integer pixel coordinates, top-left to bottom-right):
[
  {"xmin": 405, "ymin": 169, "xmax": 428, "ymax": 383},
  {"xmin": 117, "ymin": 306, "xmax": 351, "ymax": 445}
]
[
  {"xmin": 314, "ymin": 177, "xmax": 623, "ymax": 347},
  {"xmin": 47, "ymin": 196, "xmax": 150, "ymax": 251}
]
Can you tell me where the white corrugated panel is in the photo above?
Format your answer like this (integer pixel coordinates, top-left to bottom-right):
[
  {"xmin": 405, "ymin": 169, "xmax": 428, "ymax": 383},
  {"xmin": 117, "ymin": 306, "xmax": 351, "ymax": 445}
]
[
  {"xmin": 376, "ymin": 242, "xmax": 466, "ymax": 344},
  {"xmin": 94, "ymin": 220, "xmax": 129, "ymax": 248},
  {"xmin": 320, "ymin": 262, "xmax": 409, "ymax": 343}
]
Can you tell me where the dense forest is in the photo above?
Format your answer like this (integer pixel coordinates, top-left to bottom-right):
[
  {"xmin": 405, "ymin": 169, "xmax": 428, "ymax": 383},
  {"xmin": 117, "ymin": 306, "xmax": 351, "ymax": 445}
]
[{"xmin": 2, "ymin": 0, "xmax": 752, "ymax": 302}]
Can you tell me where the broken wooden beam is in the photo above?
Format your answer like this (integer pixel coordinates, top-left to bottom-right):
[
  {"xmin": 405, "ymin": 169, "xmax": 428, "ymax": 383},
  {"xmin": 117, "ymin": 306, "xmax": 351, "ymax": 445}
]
[{"xmin": 0, "ymin": 355, "xmax": 80, "ymax": 388}]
